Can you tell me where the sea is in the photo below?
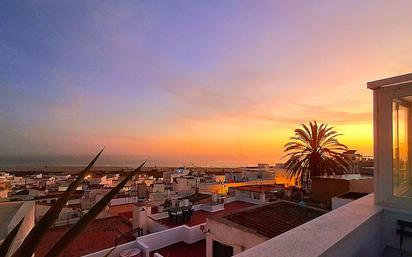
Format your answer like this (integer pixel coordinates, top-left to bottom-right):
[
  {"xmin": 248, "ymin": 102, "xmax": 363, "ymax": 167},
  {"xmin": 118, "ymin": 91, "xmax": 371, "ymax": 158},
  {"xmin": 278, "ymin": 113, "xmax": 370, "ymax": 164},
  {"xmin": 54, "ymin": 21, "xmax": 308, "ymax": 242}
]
[{"xmin": 0, "ymin": 154, "xmax": 278, "ymax": 169}]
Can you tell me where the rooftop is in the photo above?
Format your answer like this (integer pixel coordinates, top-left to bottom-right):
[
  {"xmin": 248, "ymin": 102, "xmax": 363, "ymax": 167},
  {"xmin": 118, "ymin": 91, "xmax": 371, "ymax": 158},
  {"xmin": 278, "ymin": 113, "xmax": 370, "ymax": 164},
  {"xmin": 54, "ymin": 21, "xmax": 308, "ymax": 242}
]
[
  {"xmin": 150, "ymin": 239, "xmax": 206, "ymax": 257},
  {"xmin": 337, "ymin": 192, "xmax": 369, "ymax": 200},
  {"xmin": 108, "ymin": 203, "xmax": 134, "ymax": 215},
  {"xmin": 36, "ymin": 216, "xmax": 132, "ymax": 257},
  {"xmin": 313, "ymin": 174, "xmax": 373, "ymax": 181},
  {"xmin": 367, "ymin": 72, "xmax": 412, "ymax": 89},
  {"xmin": 230, "ymin": 184, "xmax": 284, "ymax": 193},
  {"xmin": 218, "ymin": 201, "xmax": 326, "ymax": 239},
  {"xmin": 34, "ymin": 191, "xmax": 84, "ymax": 200},
  {"xmin": 156, "ymin": 201, "xmax": 256, "ymax": 228},
  {"xmin": 178, "ymin": 193, "xmax": 211, "ymax": 202}
]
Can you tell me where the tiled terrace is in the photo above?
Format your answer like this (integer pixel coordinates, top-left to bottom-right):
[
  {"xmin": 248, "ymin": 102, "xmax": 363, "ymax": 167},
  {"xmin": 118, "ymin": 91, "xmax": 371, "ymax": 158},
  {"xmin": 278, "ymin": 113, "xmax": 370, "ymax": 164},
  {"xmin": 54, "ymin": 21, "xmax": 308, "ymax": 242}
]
[
  {"xmin": 150, "ymin": 240, "xmax": 206, "ymax": 257},
  {"xmin": 36, "ymin": 216, "xmax": 133, "ymax": 257},
  {"xmin": 155, "ymin": 201, "xmax": 255, "ymax": 228},
  {"xmin": 223, "ymin": 201, "xmax": 326, "ymax": 238}
]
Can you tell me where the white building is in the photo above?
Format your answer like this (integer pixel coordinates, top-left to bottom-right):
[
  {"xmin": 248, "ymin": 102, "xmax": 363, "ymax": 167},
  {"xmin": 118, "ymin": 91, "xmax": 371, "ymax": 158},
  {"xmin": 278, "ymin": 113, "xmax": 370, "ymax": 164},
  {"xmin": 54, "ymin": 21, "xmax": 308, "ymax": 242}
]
[
  {"xmin": 163, "ymin": 168, "xmax": 191, "ymax": 183},
  {"xmin": 88, "ymin": 175, "xmax": 107, "ymax": 186},
  {"xmin": 172, "ymin": 176, "xmax": 198, "ymax": 193},
  {"xmin": 224, "ymin": 171, "xmax": 244, "ymax": 182},
  {"xmin": 58, "ymin": 181, "xmax": 83, "ymax": 192}
]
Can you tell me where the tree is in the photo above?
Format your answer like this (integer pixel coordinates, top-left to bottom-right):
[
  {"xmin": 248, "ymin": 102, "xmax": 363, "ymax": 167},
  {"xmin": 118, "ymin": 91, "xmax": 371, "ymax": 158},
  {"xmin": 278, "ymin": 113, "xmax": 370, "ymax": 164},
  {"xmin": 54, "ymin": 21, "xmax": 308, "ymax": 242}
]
[{"xmin": 283, "ymin": 121, "xmax": 351, "ymax": 191}]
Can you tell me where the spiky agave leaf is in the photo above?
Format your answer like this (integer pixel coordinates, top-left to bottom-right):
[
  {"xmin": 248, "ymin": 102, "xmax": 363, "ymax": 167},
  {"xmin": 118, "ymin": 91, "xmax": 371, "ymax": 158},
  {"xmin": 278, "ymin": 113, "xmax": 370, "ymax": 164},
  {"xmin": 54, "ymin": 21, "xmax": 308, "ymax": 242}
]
[
  {"xmin": 11, "ymin": 149, "xmax": 104, "ymax": 257},
  {"xmin": 0, "ymin": 218, "xmax": 24, "ymax": 257},
  {"xmin": 44, "ymin": 160, "xmax": 146, "ymax": 257},
  {"xmin": 102, "ymin": 245, "xmax": 117, "ymax": 257}
]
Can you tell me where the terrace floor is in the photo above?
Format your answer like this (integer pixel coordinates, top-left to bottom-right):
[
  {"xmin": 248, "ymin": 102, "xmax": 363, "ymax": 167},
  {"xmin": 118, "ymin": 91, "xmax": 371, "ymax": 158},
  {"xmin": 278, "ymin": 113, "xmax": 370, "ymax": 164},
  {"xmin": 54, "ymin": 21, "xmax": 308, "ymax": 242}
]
[
  {"xmin": 150, "ymin": 240, "xmax": 206, "ymax": 257},
  {"xmin": 36, "ymin": 216, "xmax": 133, "ymax": 257},
  {"xmin": 156, "ymin": 201, "xmax": 255, "ymax": 228}
]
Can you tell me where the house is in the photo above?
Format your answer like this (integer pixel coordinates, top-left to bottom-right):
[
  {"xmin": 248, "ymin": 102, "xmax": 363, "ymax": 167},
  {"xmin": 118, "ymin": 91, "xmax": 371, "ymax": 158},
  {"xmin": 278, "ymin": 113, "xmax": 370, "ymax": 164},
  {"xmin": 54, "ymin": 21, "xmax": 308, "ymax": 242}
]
[
  {"xmin": 214, "ymin": 175, "xmax": 225, "ymax": 183},
  {"xmin": 0, "ymin": 183, "xmax": 10, "ymax": 199},
  {"xmin": 153, "ymin": 182, "xmax": 165, "ymax": 193},
  {"xmin": 310, "ymin": 174, "xmax": 373, "ymax": 208},
  {"xmin": 58, "ymin": 181, "xmax": 83, "ymax": 192},
  {"xmin": 224, "ymin": 171, "xmax": 243, "ymax": 182},
  {"xmin": 343, "ymin": 150, "xmax": 374, "ymax": 174},
  {"xmin": 228, "ymin": 184, "xmax": 285, "ymax": 202},
  {"xmin": 163, "ymin": 168, "xmax": 190, "ymax": 183},
  {"xmin": 205, "ymin": 201, "xmax": 326, "ymax": 257},
  {"xmin": 88, "ymin": 175, "xmax": 108, "ymax": 186},
  {"xmin": 172, "ymin": 176, "xmax": 198, "ymax": 193},
  {"xmin": 178, "ymin": 192, "xmax": 213, "ymax": 205}
]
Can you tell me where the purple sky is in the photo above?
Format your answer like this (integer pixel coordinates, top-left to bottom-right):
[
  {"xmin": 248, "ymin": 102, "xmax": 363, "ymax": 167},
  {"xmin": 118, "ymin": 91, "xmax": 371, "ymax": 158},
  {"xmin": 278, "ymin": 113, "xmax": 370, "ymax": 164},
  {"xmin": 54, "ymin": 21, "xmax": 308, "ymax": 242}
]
[{"xmin": 1, "ymin": 1, "xmax": 412, "ymax": 164}]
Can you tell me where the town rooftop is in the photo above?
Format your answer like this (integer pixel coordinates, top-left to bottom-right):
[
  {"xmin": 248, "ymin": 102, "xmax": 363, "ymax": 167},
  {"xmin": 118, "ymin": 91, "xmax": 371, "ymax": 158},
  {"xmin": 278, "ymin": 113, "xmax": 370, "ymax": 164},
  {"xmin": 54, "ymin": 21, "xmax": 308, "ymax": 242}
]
[
  {"xmin": 217, "ymin": 201, "xmax": 326, "ymax": 239},
  {"xmin": 155, "ymin": 201, "xmax": 255, "ymax": 228}
]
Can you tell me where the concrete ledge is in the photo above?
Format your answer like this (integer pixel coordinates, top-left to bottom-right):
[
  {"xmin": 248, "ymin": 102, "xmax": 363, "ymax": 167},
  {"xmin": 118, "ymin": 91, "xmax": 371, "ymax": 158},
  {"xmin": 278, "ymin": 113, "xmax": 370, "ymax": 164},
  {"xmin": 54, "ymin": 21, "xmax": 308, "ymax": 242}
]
[{"xmin": 234, "ymin": 194, "xmax": 382, "ymax": 257}]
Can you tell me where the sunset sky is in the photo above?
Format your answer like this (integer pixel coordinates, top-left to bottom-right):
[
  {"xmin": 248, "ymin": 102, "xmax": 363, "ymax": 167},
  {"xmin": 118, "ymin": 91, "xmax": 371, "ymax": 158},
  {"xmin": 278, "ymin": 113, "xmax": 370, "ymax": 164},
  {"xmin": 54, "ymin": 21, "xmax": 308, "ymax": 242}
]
[{"xmin": 1, "ymin": 1, "xmax": 412, "ymax": 165}]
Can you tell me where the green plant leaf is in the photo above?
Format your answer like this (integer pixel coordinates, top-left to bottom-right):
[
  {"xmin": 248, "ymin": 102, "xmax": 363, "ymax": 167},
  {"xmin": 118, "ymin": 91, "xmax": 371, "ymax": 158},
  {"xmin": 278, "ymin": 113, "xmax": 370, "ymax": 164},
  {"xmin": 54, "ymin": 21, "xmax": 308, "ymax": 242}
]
[
  {"xmin": 44, "ymin": 160, "xmax": 146, "ymax": 257},
  {"xmin": 0, "ymin": 218, "xmax": 24, "ymax": 257},
  {"xmin": 11, "ymin": 148, "xmax": 104, "ymax": 257}
]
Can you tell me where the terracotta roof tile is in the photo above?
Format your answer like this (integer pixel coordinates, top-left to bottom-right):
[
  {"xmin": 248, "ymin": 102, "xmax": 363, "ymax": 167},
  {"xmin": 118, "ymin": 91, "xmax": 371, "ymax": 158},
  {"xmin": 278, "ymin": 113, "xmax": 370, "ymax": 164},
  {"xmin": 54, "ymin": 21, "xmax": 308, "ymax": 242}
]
[{"xmin": 221, "ymin": 201, "xmax": 326, "ymax": 238}]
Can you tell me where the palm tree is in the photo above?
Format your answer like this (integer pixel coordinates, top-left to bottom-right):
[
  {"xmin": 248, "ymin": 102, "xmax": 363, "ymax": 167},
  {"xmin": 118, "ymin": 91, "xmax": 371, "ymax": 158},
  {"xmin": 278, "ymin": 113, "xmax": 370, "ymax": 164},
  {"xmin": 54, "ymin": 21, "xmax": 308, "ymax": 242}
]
[{"xmin": 283, "ymin": 121, "xmax": 351, "ymax": 192}]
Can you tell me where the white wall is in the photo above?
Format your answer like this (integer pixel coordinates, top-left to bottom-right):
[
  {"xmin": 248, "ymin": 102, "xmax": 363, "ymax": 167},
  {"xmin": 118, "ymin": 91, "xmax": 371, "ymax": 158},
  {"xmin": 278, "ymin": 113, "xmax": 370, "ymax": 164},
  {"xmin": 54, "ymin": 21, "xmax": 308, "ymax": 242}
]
[
  {"xmin": 147, "ymin": 218, "xmax": 169, "ymax": 234},
  {"xmin": 35, "ymin": 203, "xmax": 82, "ymax": 227},
  {"xmin": 7, "ymin": 201, "xmax": 35, "ymax": 257},
  {"xmin": 200, "ymin": 203, "xmax": 224, "ymax": 212},
  {"xmin": 83, "ymin": 224, "xmax": 205, "ymax": 257},
  {"xmin": 319, "ymin": 209, "xmax": 383, "ymax": 257},
  {"xmin": 82, "ymin": 241, "xmax": 139, "ymax": 257},
  {"xmin": 331, "ymin": 197, "xmax": 353, "ymax": 210},
  {"xmin": 110, "ymin": 196, "xmax": 139, "ymax": 206},
  {"xmin": 206, "ymin": 217, "xmax": 267, "ymax": 257},
  {"xmin": 224, "ymin": 196, "xmax": 262, "ymax": 205},
  {"xmin": 137, "ymin": 224, "xmax": 205, "ymax": 257},
  {"xmin": 199, "ymin": 180, "xmax": 275, "ymax": 195},
  {"xmin": 234, "ymin": 194, "xmax": 383, "ymax": 257}
]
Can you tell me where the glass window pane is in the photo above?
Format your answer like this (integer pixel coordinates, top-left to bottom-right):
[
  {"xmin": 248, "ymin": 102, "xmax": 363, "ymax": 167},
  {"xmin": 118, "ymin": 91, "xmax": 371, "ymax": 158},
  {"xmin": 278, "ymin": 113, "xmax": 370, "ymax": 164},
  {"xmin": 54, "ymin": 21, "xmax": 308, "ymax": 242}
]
[{"xmin": 392, "ymin": 97, "xmax": 412, "ymax": 197}]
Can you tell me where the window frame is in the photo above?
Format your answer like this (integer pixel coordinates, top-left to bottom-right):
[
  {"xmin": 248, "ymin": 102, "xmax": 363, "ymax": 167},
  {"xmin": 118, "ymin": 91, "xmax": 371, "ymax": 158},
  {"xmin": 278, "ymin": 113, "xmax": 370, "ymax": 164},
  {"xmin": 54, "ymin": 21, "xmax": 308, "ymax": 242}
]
[{"xmin": 375, "ymin": 82, "xmax": 412, "ymax": 209}]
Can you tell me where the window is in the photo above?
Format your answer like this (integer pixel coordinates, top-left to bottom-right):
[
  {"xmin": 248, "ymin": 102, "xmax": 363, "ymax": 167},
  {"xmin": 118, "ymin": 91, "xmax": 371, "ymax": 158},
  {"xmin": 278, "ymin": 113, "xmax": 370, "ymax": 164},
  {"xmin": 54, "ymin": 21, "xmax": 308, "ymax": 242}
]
[{"xmin": 392, "ymin": 97, "xmax": 412, "ymax": 197}]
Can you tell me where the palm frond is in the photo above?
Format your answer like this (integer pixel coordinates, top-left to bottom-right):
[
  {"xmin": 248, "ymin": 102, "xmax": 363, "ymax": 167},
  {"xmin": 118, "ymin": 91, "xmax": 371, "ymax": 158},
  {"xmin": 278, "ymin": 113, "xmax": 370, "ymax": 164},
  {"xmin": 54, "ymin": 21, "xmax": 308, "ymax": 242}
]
[
  {"xmin": 11, "ymin": 149, "xmax": 104, "ymax": 257},
  {"xmin": 283, "ymin": 121, "xmax": 350, "ymax": 189}
]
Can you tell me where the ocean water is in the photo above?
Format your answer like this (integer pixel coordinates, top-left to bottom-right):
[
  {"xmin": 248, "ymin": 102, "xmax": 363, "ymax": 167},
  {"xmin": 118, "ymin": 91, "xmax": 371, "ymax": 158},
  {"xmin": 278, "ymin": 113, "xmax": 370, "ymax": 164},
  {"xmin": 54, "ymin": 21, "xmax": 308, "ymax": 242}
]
[{"xmin": 0, "ymin": 154, "xmax": 274, "ymax": 168}]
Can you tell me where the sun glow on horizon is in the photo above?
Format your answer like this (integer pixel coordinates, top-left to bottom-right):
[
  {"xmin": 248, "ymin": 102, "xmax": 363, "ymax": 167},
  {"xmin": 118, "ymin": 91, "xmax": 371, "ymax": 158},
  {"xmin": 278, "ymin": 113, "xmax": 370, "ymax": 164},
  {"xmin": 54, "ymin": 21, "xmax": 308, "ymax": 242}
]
[{"xmin": 1, "ymin": 1, "xmax": 411, "ymax": 165}]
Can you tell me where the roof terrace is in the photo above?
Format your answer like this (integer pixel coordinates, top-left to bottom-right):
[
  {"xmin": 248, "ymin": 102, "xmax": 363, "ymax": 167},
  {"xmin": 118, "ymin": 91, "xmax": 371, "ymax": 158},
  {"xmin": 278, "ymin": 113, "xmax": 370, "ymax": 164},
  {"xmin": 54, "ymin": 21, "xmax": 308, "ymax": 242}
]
[
  {"xmin": 37, "ymin": 216, "xmax": 133, "ymax": 257},
  {"xmin": 221, "ymin": 201, "xmax": 326, "ymax": 238},
  {"xmin": 155, "ymin": 201, "xmax": 255, "ymax": 228}
]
